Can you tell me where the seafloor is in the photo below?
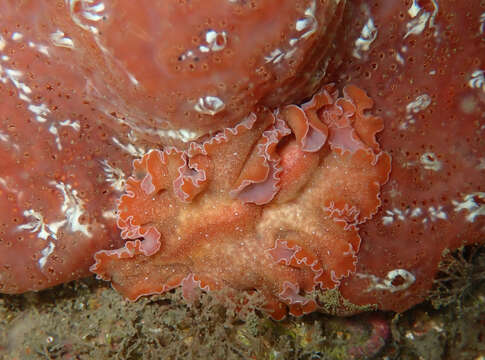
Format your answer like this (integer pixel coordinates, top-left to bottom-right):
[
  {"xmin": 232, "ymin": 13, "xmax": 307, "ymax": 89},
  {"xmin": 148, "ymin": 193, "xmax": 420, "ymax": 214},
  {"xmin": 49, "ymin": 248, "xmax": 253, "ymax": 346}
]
[{"xmin": 1, "ymin": 245, "xmax": 484, "ymax": 360}]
